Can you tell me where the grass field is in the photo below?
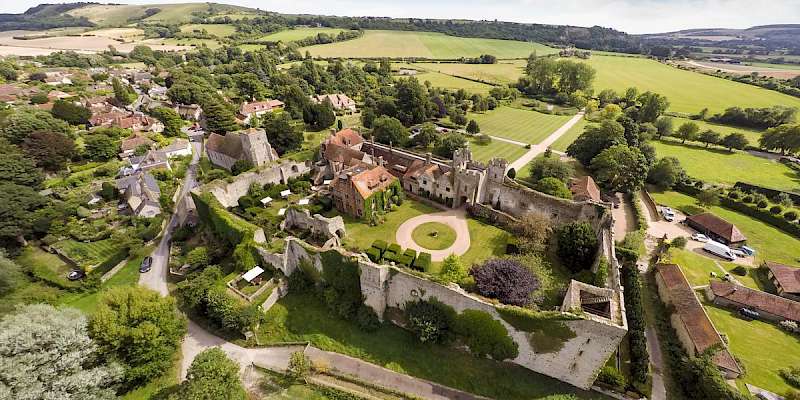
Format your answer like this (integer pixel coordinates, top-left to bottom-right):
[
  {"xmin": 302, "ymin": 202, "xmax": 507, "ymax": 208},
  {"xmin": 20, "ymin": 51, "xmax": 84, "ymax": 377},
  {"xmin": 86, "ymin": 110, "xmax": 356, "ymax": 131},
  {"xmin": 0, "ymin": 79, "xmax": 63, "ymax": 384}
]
[
  {"xmin": 468, "ymin": 106, "xmax": 572, "ymax": 144},
  {"xmin": 180, "ymin": 24, "xmax": 237, "ymax": 37},
  {"xmin": 257, "ymin": 293, "xmax": 604, "ymax": 400},
  {"xmin": 666, "ymin": 116, "xmax": 763, "ymax": 145},
  {"xmin": 550, "ymin": 118, "xmax": 590, "ymax": 152},
  {"xmin": 16, "ymin": 247, "xmax": 80, "ymax": 289},
  {"xmin": 664, "ymin": 248, "xmax": 720, "ymax": 287},
  {"xmin": 259, "ymin": 27, "xmax": 346, "ymax": 42},
  {"xmin": 651, "ymin": 140, "xmax": 800, "ymax": 190},
  {"xmin": 51, "ymin": 239, "xmax": 118, "ymax": 268},
  {"xmin": 412, "ymin": 222, "xmax": 457, "ymax": 250},
  {"xmin": 156, "ymin": 37, "xmax": 222, "ymax": 49},
  {"xmin": 401, "ymin": 69, "xmax": 494, "ymax": 94},
  {"xmin": 582, "ymin": 55, "xmax": 800, "ymax": 114},
  {"xmin": 68, "ymin": 3, "xmax": 253, "ymax": 26},
  {"xmin": 704, "ymin": 302, "xmax": 800, "ymax": 395},
  {"xmin": 304, "ymin": 30, "xmax": 557, "ymax": 59},
  {"xmin": 650, "ymin": 190, "xmax": 800, "ymax": 265},
  {"xmin": 413, "ymin": 61, "xmax": 525, "ymax": 84},
  {"xmin": 466, "ymin": 135, "xmax": 527, "ymax": 163}
]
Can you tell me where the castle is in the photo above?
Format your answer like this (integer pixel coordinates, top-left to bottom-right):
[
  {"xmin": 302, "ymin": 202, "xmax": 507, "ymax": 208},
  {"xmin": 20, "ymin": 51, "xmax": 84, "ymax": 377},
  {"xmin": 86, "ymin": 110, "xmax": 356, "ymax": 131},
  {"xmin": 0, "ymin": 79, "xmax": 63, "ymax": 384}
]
[{"xmin": 206, "ymin": 128, "xmax": 279, "ymax": 172}]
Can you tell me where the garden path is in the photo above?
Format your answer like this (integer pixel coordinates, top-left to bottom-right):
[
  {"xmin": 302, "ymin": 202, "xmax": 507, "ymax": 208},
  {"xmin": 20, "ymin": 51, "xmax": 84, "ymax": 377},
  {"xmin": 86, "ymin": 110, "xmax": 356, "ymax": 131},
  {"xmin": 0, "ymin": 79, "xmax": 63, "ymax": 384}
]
[
  {"xmin": 506, "ymin": 111, "xmax": 584, "ymax": 173},
  {"xmin": 395, "ymin": 208, "xmax": 471, "ymax": 261}
]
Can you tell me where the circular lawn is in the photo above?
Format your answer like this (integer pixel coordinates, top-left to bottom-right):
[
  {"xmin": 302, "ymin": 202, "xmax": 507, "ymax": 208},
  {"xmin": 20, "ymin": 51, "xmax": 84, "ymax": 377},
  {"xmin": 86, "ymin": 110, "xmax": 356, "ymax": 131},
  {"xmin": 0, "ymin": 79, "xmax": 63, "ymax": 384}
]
[{"xmin": 411, "ymin": 222, "xmax": 457, "ymax": 250}]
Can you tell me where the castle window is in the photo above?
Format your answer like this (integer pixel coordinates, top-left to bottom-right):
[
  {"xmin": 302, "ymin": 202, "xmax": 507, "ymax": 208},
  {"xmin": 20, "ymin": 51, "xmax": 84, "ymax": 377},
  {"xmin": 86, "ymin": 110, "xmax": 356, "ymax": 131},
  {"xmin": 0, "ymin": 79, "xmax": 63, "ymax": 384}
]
[
  {"xmin": 423, "ymin": 179, "xmax": 427, "ymax": 185},
  {"xmin": 445, "ymin": 187, "xmax": 450, "ymax": 192}
]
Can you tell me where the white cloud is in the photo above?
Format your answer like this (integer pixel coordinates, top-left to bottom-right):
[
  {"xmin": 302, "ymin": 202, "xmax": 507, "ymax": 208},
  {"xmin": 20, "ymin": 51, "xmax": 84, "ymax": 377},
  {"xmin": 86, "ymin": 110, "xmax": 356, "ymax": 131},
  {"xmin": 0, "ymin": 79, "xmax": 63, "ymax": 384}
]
[{"xmin": 8, "ymin": 0, "xmax": 800, "ymax": 33}]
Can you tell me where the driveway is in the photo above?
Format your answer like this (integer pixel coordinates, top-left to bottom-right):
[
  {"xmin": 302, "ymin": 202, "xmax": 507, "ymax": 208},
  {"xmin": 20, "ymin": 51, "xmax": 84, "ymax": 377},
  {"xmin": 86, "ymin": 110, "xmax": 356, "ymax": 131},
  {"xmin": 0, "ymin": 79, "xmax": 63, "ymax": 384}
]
[
  {"xmin": 395, "ymin": 208, "xmax": 470, "ymax": 261},
  {"xmin": 611, "ymin": 193, "xmax": 637, "ymax": 241}
]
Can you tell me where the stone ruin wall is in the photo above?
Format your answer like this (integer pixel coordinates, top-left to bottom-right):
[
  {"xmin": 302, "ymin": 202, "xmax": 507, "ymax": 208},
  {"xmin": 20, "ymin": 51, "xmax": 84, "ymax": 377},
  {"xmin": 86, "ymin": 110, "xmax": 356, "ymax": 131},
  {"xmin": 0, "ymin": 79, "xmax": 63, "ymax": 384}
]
[
  {"xmin": 205, "ymin": 161, "xmax": 311, "ymax": 208},
  {"xmin": 258, "ymin": 238, "xmax": 627, "ymax": 390}
]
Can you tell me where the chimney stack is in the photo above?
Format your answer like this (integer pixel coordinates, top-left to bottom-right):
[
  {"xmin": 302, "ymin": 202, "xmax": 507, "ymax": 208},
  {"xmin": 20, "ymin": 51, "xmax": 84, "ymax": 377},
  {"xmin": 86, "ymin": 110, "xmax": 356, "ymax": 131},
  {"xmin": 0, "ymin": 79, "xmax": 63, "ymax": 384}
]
[
  {"xmin": 378, "ymin": 156, "xmax": 385, "ymax": 167},
  {"xmin": 330, "ymin": 128, "xmax": 336, "ymax": 136}
]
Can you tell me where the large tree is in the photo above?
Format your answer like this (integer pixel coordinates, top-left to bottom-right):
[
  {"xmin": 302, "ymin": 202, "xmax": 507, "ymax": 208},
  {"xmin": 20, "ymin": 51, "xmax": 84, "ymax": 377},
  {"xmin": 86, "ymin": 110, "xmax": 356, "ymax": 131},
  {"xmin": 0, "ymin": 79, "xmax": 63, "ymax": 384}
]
[
  {"xmin": 83, "ymin": 134, "xmax": 118, "ymax": 161},
  {"xmin": 674, "ymin": 121, "xmax": 700, "ymax": 144},
  {"xmin": 759, "ymin": 124, "xmax": 800, "ymax": 154},
  {"xmin": 556, "ymin": 222, "xmax": 598, "ymax": 273},
  {"xmin": 261, "ymin": 111, "xmax": 303, "ymax": 154},
  {"xmin": 0, "ymin": 183, "xmax": 46, "ymax": 245},
  {"xmin": 590, "ymin": 144, "xmax": 649, "ymax": 193},
  {"xmin": 647, "ymin": 157, "xmax": 685, "ymax": 190},
  {"xmin": 303, "ymin": 100, "xmax": 335, "ymax": 131},
  {"xmin": 150, "ymin": 107, "xmax": 183, "ymax": 137},
  {"xmin": 470, "ymin": 258, "xmax": 539, "ymax": 306},
  {"xmin": 434, "ymin": 132, "xmax": 467, "ymax": 159},
  {"xmin": 371, "ymin": 115, "xmax": 407, "ymax": 146},
  {"xmin": 88, "ymin": 286, "xmax": 187, "ymax": 387},
  {"xmin": 201, "ymin": 97, "xmax": 238, "ymax": 134},
  {"xmin": 395, "ymin": 77, "xmax": 432, "ymax": 125},
  {"xmin": 0, "ymin": 304, "xmax": 122, "ymax": 399},
  {"xmin": 112, "ymin": 77, "xmax": 136, "ymax": 106},
  {"xmin": 534, "ymin": 177, "xmax": 573, "ymax": 199},
  {"xmin": 635, "ymin": 91, "xmax": 669, "ymax": 123},
  {"xmin": 566, "ymin": 119, "xmax": 626, "ymax": 165},
  {"xmin": 51, "ymin": 99, "xmax": 91, "ymax": 125},
  {"xmin": 0, "ymin": 141, "xmax": 44, "ymax": 187},
  {"xmin": 526, "ymin": 155, "xmax": 574, "ymax": 183},
  {"xmin": 21, "ymin": 130, "xmax": 76, "ymax": 171},
  {"xmin": 721, "ymin": 132, "xmax": 749, "ymax": 151},
  {"xmin": 0, "ymin": 107, "xmax": 69, "ymax": 144},
  {"xmin": 169, "ymin": 348, "xmax": 246, "ymax": 400}
]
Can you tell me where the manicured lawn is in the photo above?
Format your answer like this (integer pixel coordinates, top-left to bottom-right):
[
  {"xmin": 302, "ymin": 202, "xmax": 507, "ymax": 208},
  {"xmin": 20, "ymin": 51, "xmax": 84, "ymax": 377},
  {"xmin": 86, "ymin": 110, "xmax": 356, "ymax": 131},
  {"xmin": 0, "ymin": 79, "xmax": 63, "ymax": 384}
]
[
  {"xmin": 459, "ymin": 218, "xmax": 510, "ymax": 269},
  {"xmin": 413, "ymin": 61, "xmax": 525, "ymax": 84},
  {"xmin": 469, "ymin": 106, "xmax": 572, "ymax": 144},
  {"xmin": 663, "ymin": 248, "xmax": 720, "ymax": 287},
  {"xmin": 704, "ymin": 302, "xmax": 800, "ymax": 395},
  {"xmin": 257, "ymin": 293, "xmax": 605, "ymax": 400},
  {"xmin": 665, "ymin": 116, "xmax": 764, "ymax": 146},
  {"xmin": 179, "ymin": 23, "xmax": 237, "ymax": 37},
  {"xmin": 16, "ymin": 246, "xmax": 79, "ymax": 289},
  {"xmin": 651, "ymin": 140, "xmax": 800, "ymax": 190},
  {"xmin": 304, "ymin": 30, "xmax": 557, "ymax": 59},
  {"xmin": 51, "ymin": 239, "xmax": 119, "ymax": 268},
  {"xmin": 550, "ymin": 118, "xmax": 590, "ymax": 152},
  {"xmin": 650, "ymin": 190, "xmax": 800, "ymax": 265},
  {"xmin": 467, "ymin": 136, "xmax": 527, "ymax": 164},
  {"xmin": 718, "ymin": 262, "xmax": 761, "ymax": 290},
  {"xmin": 581, "ymin": 54, "xmax": 800, "ymax": 114},
  {"xmin": 411, "ymin": 222, "xmax": 457, "ymax": 250},
  {"xmin": 339, "ymin": 200, "xmax": 441, "ymax": 251},
  {"xmin": 260, "ymin": 27, "xmax": 346, "ymax": 42}
]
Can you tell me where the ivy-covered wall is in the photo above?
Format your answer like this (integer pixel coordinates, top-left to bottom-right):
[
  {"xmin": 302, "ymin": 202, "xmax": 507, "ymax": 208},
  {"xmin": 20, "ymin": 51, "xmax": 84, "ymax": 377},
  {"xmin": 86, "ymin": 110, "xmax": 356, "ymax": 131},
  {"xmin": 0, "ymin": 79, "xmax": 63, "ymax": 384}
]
[
  {"xmin": 362, "ymin": 179, "xmax": 403, "ymax": 220},
  {"xmin": 191, "ymin": 191, "xmax": 262, "ymax": 271}
]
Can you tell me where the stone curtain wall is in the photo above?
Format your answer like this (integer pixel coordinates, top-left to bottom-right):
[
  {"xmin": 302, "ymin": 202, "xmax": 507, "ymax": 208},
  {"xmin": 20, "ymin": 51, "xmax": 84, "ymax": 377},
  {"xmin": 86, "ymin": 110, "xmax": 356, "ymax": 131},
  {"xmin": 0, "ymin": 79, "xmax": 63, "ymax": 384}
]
[
  {"xmin": 257, "ymin": 238, "xmax": 626, "ymax": 390},
  {"xmin": 206, "ymin": 161, "xmax": 311, "ymax": 207}
]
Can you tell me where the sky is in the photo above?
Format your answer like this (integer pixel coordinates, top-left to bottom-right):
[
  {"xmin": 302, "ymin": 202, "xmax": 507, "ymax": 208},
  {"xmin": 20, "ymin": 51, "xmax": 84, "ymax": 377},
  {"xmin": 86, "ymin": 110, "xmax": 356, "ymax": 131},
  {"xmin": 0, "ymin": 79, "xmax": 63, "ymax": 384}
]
[{"xmin": 7, "ymin": 0, "xmax": 800, "ymax": 34}]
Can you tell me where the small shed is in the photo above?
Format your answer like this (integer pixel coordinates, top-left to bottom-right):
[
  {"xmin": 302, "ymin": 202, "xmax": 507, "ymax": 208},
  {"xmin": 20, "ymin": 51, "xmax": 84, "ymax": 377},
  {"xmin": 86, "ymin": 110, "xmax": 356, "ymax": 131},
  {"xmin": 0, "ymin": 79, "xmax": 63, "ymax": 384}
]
[
  {"xmin": 242, "ymin": 266, "xmax": 264, "ymax": 284},
  {"xmin": 298, "ymin": 198, "xmax": 310, "ymax": 206},
  {"xmin": 260, "ymin": 196, "xmax": 273, "ymax": 206},
  {"xmin": 278, "ymin": 208, "xmax": 286, "ymax": 216},
  {"xmin": 280, "ymin": 189, "xmax": 291, "ymax": 198}
]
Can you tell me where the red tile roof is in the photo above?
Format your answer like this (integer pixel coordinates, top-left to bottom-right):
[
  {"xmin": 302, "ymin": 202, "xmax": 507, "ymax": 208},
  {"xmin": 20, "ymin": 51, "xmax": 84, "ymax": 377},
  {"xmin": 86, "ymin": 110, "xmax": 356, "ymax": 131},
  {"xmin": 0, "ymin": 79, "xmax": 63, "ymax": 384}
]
[
  {"xmin": 327, "ymin": 128, "xmax": 363, "ymax": 148},
  {"xmin": 711, "ymin": 280, "xmax": 800, "ymax": 321},
  {"xmin": 570, "ymin": 176, "xmax": 601, "ymax": 202},
  {"xmin": 239, "ymin": 99, "xmax": 284, "ymax": 115},
  {"xmin": 686, "ymin": 213, "xmax": 746, "ymax": 243},
  {"xmin": 656, "ymin": 264, "xmax": 741, "ymax": 375},
  {"xmin": 765, "ymin": 262, "xmax": 800, "ymax": 294},
  {"xmin": 349, "ymin": 165, "xmax": 397, "ymax": 199}
]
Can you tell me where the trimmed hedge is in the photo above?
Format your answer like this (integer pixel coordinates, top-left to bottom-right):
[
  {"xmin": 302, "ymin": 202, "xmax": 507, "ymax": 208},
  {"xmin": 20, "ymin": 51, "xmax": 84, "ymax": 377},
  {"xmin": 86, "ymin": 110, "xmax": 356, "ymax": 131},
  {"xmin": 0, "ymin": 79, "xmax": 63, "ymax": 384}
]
[
  {"xmin": 416, "ymin": 252, "xmax": 432, "ymax": 271},
  {"xmin": 192, "ymin": 191, "xmax": 264, "ymax": 271},
  {"xmin": 720, "ymin": 197, "xmax": 800, "ymax": 238},
  {"xmin": 365, "ymin": 247, "xmax": 381, "ymax": 263},
  {"xmin": 372, "ymin": 240, "xmax": 388, "ymax": 252},
  {"xmin": 621, "ymin": 261, "xmax": 649, "ymax": 385}
]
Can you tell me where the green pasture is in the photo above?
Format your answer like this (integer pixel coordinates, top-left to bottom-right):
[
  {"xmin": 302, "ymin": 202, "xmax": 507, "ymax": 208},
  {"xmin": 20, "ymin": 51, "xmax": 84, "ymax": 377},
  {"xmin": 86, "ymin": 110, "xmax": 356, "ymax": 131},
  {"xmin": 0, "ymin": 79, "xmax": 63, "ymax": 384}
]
[
  {"xmin": 180, "ymin": 23, "xmax": 237, "ymax": 37},
  {"xmin": 466, "ymin": 135, "xmax": 528, "ymax": 164},
  {"xmin": 666, "ymin": 116, "xmax": 763, "ymax": 145},
  {"xmin": 414, "ymin": 61, "xmax": 525, "ymax": 84},
  {"xmin": 303, "ymin": 30, "xmax": 556, "ymax": 59},
  {"xmin": 259, "ymin": 27, "xmax": 346, "ymax": 42},
  {"xmin": 406, "ymin": 69, "xmax": 494, "ymax": 95}
]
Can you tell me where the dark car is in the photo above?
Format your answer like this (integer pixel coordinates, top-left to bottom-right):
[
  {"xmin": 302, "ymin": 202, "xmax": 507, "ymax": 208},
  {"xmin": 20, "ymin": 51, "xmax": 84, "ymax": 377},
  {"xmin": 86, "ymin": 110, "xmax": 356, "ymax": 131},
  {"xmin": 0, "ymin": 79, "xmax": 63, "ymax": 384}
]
[
  {"xmin": 140, "ymin": 256, "xmax": 153, "ymax": 273},
  {"xmin": 738, "ymin": 308, "xmax": 759, "ymax": 321},
  {"xmin": 67, "ymin": 269, "xmax": 85, "ymax": 281}
]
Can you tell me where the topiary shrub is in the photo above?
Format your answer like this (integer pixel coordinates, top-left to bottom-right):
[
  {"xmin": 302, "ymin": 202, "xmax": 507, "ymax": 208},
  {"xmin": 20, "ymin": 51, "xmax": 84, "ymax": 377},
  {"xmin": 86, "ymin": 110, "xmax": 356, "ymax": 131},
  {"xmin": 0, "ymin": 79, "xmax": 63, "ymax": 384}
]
[
  {"xmin": 470, "ymin": 258, "xmax": 539, "ymax": 306},
  {"xmin": 365, "ymin": 247, "xmax": 382, "ymax": 263},
  {"xmin": 387, "ymin": 243, "xmax": 402, "ymax": 255},
  {"xmin": 757, "ymin": 200, "xmax": 769, "ymax": 209},
  {"xmin": 731, "ymin": 265, "xmax": 747, "ymax": 276},
  {"xmin": 415, "ymin": 253, "xmax": 432, "ymax": 272},
  {"xmin": 403, "ymin": 249, "xmax": 417, "ymax": 267},
  {"xmin": 785, "ymin": 211, "xmax": 798, "ymax": 222},
  {"xmin": 453, "ymin": 309, "xmax": 518, "ymax": 361},
  {"xmin": 771, "ymin": 205, "xmax": 784, "ymax": 215},
  {"xmin": 727, "ymin": 191, "xmax": 740, "ymax": 199},
  {"xmin": 742, "ymin": 195, "xmax": 754, "ymax": 203}
]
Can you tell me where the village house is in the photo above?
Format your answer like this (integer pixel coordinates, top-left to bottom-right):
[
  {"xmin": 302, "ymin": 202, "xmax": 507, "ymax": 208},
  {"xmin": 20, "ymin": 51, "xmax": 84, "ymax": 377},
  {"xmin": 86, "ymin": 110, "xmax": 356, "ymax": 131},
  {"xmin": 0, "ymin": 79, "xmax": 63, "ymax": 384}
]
[
  {"xmin": 310, "ymin": 93, "xmax": 357, "ymax": 113},
  {"xmin": 148, "ymin": 84, "xmax": 168, "ymax": 98},
  {"xmin": 175, "ymin": 103, "xmax": 204, "ymax": 121},
  {"xmin": 205, "ymin": 128, "xmax": 279, "ymax": 171},
  {"xmin": 570, "ymin": 175, "xmax": 602, "ymax": 202},
  {"xmin": 685, "ymin": 213, "xmax": 747, "ymax": 246},
  {"xmin": 120, "ymin": 134, "xmax": 155, "ymax": 158},
  {"xmin": 238, "ymin": 99, "xmax": 284, "ymax": 125},
  {"xmin": 82, "ymin": 95, "xmax": 110, "ymax": 110},
  {"xmin": 655, "ymin": 264, "xmax": 741, "ymax": 379},
  {"xmin": 764, "ymin": 261, "xmax": 800, "ymax": 301},
  {"xmin": 708, "ymin": 280, "xmax": 800, "ymax": 323},
  {"xmin": 330, "ymin": 162, "xmax": 400, "ymax": 218},
  {"xmin": 115, "ymin": 171, "xmax": 162, "ymax": 218},
  {"xmin": 89, "ymin": 107, "xmax": 129, "ymax": 128},
  {"xmin": 114, "ymin": 112, "xmax": 164, "ymax": 133},
  {"xmin": 129, "ymin": 149, "xmax": 171, "ymax": 172},
  {"xmin": 159, "ymin": 139, "xmax": 192, "ymax": 159}
]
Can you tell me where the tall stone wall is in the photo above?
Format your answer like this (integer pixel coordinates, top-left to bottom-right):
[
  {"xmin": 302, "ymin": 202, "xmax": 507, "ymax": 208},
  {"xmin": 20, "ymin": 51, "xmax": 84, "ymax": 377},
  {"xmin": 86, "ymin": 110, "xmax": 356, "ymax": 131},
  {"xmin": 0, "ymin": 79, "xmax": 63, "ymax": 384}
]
[
  {"xmin": 206, "ymin": 161, "xmax": 311, "ymax": 208},
  {"xmin": 257, "ymin": 238, "xmax": 626, "ymax": 390}
]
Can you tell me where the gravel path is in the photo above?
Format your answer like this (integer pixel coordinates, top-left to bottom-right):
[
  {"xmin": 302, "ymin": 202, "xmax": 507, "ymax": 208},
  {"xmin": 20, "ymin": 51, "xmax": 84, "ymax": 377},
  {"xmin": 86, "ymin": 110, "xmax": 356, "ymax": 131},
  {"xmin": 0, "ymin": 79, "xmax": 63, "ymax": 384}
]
[{"xmin": 395, "ymin": 208, "xmax": 470, "ymax": 261}]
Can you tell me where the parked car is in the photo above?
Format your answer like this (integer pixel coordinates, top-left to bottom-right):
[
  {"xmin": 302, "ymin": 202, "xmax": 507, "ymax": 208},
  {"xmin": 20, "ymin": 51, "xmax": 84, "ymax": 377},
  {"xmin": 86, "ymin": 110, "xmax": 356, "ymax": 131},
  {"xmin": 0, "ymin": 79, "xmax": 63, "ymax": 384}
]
[
  {"xmin": 703, "ymin": 240, "xmax": 736, "ymax": 261},
  {"xmin": 139, "ymin": 256, "xmax": 153, "ymax": 273},
  {"xmin": 691, "ymin": 233, "xmax": 709, "ymax": 242},
  {"xmin": 732, "ymin": 248, "xmax": 747, "ymax": 258},
  {"xmin": 739, "ymin": 308, "xmax": 760, "ymax": 321},
  {"xmin": 661, "ymin": 207, "xmax": 676, "ymax": 222},
  {"xmin": 67, "ymin": 269, "xmax": 85, "ymax": 281},
  {"xmin": 741, "ymin": 246, "xmax": 756, "ymax": 256}
]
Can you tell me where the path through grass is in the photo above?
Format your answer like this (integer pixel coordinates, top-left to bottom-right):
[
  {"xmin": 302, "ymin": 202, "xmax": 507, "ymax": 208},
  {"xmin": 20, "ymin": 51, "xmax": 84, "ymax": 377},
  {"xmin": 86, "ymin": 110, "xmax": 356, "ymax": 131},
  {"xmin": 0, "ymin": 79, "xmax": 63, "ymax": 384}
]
[{"xmin": 469, "ymin": 106, "xmax": 571, "ymax": 144}]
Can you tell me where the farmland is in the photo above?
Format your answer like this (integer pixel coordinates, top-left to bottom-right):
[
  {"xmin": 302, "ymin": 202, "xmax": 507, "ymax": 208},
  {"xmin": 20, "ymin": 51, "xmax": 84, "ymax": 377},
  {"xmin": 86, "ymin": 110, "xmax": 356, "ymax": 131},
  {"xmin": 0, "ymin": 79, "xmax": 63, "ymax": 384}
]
[
  {"xmin": 303, "ymin": 30, "xmax": 557, "ymax": 59},
  {"xmin": 414, "ymin": 61, "xmax": 525, "ymax": 84},
  {"xmin": 397, "ymin": 67, "xmax": 494, "ymax": 94},
  {"xmin": 468, "ymin": 106, "xmax": 572, "ymax": 144},
  {"xmin": 259, "ymin": 27, "xmax": 346, "ymax": 42},
  {"xmin": 651, "ymin": 140, "xmax": 799, "ymax": 190},
  {"xmin": 582, "ymin": 54, "xmax": 800, "ymax": 114}
]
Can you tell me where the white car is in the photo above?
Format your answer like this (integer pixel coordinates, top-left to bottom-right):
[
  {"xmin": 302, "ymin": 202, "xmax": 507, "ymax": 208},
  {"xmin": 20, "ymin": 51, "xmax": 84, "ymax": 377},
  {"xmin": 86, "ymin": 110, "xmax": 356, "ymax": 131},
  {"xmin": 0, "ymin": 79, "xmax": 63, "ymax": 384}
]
[
  {"xmin": 691, "ymin": 233, "xmax": 709, "ymax": 242},
  {"xmin": 661, "ymin": 207, "xmax": 676, "ymax": 222}
]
